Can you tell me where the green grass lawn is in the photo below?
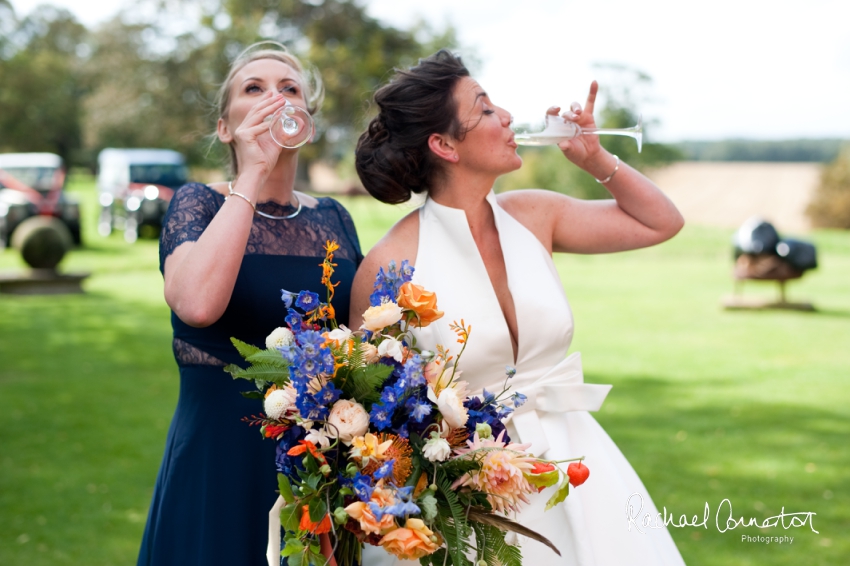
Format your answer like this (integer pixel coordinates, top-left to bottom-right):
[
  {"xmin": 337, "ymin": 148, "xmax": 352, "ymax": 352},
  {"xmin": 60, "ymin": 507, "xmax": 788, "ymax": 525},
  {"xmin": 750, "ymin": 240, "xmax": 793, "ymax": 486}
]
[{"xmin": 1, "ymin": 175, "xmax": 847, "ymax": 565}]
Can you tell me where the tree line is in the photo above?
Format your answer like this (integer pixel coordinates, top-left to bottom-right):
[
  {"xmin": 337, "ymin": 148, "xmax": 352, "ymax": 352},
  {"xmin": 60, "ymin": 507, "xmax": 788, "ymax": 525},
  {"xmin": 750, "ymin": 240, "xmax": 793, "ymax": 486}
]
[{"xmin": 0, "ymin": 0, "xmax": 458, "ymax": 171}]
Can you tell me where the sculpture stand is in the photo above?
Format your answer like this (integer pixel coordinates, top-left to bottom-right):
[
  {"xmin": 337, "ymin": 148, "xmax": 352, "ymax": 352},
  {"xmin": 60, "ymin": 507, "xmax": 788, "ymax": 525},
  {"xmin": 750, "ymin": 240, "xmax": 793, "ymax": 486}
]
[
  {"xmin": 1, "ymin": 216, "xmax": 90, "ymax": 295},
  {"xmin": 0, "ymin": 268, "xmax": 89, "ymax": 295},
  {"xmin": 721, "ymin": 254, "xmax": 815, "ymax": 311}
]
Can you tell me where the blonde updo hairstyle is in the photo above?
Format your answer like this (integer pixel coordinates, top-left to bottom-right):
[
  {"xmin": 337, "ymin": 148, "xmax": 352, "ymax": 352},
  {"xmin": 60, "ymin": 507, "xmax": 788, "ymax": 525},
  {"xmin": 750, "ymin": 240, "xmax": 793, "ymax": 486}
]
[{"xmin": 214, "ymin": 41, "xmax": 325, "ymax": 176}]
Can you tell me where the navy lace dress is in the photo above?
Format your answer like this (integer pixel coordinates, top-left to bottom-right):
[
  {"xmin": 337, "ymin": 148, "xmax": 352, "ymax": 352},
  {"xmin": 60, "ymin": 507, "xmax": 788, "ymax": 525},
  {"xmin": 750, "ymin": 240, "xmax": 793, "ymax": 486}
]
[{"xmin": 138, "ymin": 183, "xmax": 363, "ymax": 566}]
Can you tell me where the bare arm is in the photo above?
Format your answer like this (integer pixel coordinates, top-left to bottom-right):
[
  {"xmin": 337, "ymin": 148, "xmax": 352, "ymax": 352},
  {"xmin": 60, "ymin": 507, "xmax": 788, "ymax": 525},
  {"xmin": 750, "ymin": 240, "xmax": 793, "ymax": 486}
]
[
  {"xmin": 501, "ymin": 82, "xmax": 683, "ymax": 254},
  {"xmin": 348, "ymin": 211, "xmax": 419, "ymax": 329},
  {"xmin": 163, "ymin": 90, "xmax": 288, "ymax": 327}
]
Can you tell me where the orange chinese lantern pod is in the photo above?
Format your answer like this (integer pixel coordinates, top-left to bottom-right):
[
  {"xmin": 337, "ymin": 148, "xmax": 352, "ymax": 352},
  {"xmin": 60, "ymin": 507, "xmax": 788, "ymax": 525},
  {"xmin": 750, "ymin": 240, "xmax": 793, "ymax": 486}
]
[{"xmin": 300, "ymin": 505, "xmax": 332, "ymax": 534}]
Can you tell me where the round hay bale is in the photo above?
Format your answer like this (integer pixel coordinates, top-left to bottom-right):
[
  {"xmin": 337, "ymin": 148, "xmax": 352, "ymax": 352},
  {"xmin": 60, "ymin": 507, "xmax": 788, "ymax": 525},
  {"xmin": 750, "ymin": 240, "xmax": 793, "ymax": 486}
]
[{"xmin": 11, "ymin": 216, "xmax": 73, "ymax": 269}]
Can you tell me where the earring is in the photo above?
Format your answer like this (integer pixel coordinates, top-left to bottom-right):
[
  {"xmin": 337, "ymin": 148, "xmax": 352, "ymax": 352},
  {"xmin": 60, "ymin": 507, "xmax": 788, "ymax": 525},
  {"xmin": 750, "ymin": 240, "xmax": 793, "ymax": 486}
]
[{"xmin": 453, "ymin": 154, "xmax": 458, "ymax": 161}]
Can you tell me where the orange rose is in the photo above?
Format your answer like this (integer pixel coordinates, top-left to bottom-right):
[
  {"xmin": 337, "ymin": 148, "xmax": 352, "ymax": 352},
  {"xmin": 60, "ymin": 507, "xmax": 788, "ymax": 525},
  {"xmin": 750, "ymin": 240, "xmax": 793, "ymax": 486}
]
[
  {"xmin": 397, "ymin": 282, "xmax": 443, "ymax": 328},
  {"xmin": 299, "ymin": 505, "xmax": 332, "ymax": 534},
  {"xmin": 343, "ymin": 501, "xmax": 396, "ymax": 535},
  {"xmin": 379, "ymin": 518, "xmax": 441, "ymax": 560}
]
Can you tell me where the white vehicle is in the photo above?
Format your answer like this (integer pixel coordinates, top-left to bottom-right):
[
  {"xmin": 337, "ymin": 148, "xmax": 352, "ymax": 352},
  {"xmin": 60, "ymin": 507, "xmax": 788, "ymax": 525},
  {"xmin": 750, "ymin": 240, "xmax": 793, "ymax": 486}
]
[
  {"xmin": 97, "ymin": 148, "xmax": 188, "ymax": 242},
  {"xmin": 0, "ymin": 152, "xmax": 81, "ymax": 249}
]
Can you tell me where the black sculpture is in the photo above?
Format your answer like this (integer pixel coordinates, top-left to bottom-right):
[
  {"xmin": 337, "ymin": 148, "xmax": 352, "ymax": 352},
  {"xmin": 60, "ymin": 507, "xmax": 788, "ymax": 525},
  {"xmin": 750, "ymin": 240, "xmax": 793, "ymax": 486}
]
[{"xmin": 724, "ymin": 217, "xmax": 817, "ymax": 310}]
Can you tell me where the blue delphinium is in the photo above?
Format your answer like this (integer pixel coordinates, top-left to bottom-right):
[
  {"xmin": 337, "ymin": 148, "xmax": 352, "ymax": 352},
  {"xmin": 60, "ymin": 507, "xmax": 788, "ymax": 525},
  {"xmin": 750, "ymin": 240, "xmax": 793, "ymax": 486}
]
[
  {"xmin": 465, "ymin": 396, "xmax": 511, "ymax": 442},
  {"xmin": 369, "ymin": 260, "xmax": 415, "ymax": 307},
  {"xmin": 405, "ymin": 395, "xmax": 433, "ymax": 424},
  {"xmin": 352, "ymin": 471, "xmax": 374, "ymax": 502},
  {"xmin": 373, "ymin": 459, "xmax": 395, "ymax": 480},
  {"xmin": 280, "ymin": 289, "xmax": 295, "ymax": 308},
  {"xmin": 370, "ymin": 401, "xmax": 394, "ymax": 430},
  {"xmin": 275, "ymin": 426, "xmax": 306, "ymax": 476},
  {"xmin": 384, "ymin": 486, "xmax": 421, "ymax": 518},
  {"xmin": 295, "ymin": 290, "xmax": 320, "ymax": 311},
  {"xmin": 285, "ymin": 308, "xmax": 303, "ymax": 330}
]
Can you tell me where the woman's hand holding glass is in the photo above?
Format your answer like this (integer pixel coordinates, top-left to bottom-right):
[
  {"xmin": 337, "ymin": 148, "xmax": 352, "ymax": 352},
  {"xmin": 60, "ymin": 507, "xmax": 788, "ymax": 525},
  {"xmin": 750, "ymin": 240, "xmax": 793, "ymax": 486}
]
[{"xmin": 231, "ymin": 90, "xmax": 292, "ymax": 181}]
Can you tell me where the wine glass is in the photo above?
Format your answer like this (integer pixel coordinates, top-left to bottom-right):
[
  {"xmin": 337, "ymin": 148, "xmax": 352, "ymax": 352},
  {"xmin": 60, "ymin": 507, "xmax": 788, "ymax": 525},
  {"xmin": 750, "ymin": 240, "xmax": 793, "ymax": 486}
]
[
  {"xmin": 267, "ymin": 101, "xmax": 314, "ymax": 149},
  {"xmin": 513, "ymin": 114, "xmax": 643, "ymax": 152}
]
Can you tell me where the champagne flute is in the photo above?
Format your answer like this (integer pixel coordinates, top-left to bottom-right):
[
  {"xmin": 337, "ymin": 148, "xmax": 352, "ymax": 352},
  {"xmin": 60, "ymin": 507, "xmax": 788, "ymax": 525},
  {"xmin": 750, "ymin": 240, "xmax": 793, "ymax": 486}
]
[
  {"xmin": 513, "ymin": 114, "xmax": 643, "ymax": 152},
  {"xmin": 267, "ymin": 101, "xmax": 314, "ymax": 149}
]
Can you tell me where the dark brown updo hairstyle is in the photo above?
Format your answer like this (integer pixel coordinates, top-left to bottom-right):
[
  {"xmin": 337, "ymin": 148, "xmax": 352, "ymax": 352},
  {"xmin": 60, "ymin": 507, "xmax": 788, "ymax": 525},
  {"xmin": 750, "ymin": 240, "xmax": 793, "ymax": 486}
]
[{"xmin": 355, "ymin": 50, "xmax": 470, "ymax": 204}]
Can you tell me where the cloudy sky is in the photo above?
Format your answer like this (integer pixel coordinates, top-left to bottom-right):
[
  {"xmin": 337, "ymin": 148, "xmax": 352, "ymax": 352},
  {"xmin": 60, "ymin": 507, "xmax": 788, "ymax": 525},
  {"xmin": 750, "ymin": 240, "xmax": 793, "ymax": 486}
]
[{"xmin": 9, "ymin": 0, "xmax": 850, "ymax": 142}]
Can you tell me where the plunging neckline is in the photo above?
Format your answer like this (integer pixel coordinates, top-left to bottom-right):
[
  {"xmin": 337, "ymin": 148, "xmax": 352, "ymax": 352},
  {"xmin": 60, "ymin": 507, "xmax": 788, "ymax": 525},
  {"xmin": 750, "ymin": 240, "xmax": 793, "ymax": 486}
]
[{"xmin": 422, "ymin": 192, "xmax": 523, "ymax": 364}]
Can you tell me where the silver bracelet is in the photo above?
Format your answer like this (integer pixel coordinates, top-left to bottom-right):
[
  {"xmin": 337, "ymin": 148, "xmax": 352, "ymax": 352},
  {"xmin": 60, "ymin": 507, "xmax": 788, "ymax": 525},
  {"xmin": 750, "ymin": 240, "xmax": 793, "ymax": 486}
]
[
  {"xmin": 595, "ymin": 155, "xmax": 620, "ymax": 184},
  {"xmin": 226, "ymin": 181, "xmax": 256, "ymax": 211}
]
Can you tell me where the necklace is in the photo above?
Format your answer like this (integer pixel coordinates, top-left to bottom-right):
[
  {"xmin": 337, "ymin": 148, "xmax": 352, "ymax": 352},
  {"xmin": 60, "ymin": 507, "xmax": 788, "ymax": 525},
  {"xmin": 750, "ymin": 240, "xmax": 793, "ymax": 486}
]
[
  {"xmin": 255, "ymin": 192, "xmax": 302, "ymax": 220},
  {"xmin": 228, "ymin": 181, "xmax": 302, "ymax": 220}
]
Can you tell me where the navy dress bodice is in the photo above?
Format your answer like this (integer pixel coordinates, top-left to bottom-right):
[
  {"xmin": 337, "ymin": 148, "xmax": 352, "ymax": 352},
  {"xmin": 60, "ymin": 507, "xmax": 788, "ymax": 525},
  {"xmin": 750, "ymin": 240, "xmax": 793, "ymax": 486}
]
[{"xmin": 138, "ymin": 183, "xmax": 362, "ymax": 566}]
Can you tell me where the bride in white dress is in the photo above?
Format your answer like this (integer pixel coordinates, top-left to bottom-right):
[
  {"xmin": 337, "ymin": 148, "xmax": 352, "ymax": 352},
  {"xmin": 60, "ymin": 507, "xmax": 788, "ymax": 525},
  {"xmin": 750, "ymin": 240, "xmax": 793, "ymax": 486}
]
[{"xmin": 349, "ymin": 50, "xmax": 686, "ymax": 565}]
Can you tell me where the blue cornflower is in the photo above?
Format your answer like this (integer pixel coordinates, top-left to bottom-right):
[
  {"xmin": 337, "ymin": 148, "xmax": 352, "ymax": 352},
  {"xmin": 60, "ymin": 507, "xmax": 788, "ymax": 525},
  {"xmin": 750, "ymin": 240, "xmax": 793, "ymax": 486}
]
[
  {"xmin": 373, "ymin": 459, "xmax": 395, "ymax": 480},
  {"xmin": 405, "ymin": 397, "xmax": 433, "ymax": 423},
  {"xmin": 295, "ymin": 290, "xmax": 320, "ymax": 311},
  {"xmin": 512, "ymin": 392, "xmax": 528, "ymax": 408},
  {"xmin": 285, "ymin": 308, "xmax": 303, "ymax": 330},
  {"xmin": 370, "ymin": 402, "xmax": 394, "ymax": 430},
  {"xmin": 280, "ymin": 289, "xmax": 295, "ymax": 308}
]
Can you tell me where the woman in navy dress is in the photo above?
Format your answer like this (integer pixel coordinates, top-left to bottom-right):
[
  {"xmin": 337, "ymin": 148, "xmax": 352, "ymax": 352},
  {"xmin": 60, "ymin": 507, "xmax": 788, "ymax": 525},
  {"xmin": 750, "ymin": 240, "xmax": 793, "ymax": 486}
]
[{"xmin": 137, "ymin": 43, "xmax": 362, "ymax": 566}]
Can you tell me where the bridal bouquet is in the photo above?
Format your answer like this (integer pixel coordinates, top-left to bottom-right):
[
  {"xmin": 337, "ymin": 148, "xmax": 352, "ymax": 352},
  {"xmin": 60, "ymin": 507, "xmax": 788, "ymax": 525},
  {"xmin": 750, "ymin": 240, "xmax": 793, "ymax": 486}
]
[{"xmin": 227, "ymin": 241, "xmax": 588, "ymax": 566}]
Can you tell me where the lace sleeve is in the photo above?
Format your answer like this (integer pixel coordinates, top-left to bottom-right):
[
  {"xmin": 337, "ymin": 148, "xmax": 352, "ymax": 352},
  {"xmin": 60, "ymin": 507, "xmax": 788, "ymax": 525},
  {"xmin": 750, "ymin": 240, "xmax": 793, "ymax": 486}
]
[
  {"xmin": 159, "ymin": 183, "xmax": 222, "ymax": 273},
  {"xmin": 327, "ymin": 198, "xmax": 364, "ymax": 266}
]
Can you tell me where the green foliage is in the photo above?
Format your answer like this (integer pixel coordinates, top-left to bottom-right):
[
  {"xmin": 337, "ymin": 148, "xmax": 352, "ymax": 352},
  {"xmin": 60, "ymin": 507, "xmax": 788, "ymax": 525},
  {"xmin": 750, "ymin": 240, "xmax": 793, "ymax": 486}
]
[
  {"xmin": 278, "ymin": 473, "xmax": 295, "ymax": 504},
  {"xmin": 544, "ymin": 478, "xmax": 570, "ymax": 510},
  {"xmin": 230, "ymin": 337, "xmax": 261, "ymax": 358},
  {"xmin": 1, "ymin": 0, "xmax": 459, "ymax": 170},
  {"xmin": 435, "ymin": 472, "xmax": 473, "ymax": 566},
  {"xmin": 0, "ymin": 6, "xmax": 87, "ymax": 163},
  {"xmin": 224, "ymin": 362, "xmax": 290, "ymax": 386},
  {"xmin": 246, "ymin": 348, "xmax": 289, "ymax": 367},
  {"xmin": 340, "ymin": 362, "xmax": 393, "ymax": 409},
  {"xmin": 471, "ymin": 522, "xmax": 522, "ymax": 566},
  {"xmin": 676, "ymin": 138, "xmax": 847, "ymax": 163},
  {"xmin": 806, "ymin": 146, "xmax": 850, "ymax": 229}
]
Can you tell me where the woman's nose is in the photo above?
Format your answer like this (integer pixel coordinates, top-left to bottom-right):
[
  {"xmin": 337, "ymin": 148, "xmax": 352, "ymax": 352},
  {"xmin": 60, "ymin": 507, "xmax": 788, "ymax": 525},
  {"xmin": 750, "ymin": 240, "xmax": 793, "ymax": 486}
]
[{"xmin": 498, "ymin": 107, "xmax": 512, "ymax": 127}]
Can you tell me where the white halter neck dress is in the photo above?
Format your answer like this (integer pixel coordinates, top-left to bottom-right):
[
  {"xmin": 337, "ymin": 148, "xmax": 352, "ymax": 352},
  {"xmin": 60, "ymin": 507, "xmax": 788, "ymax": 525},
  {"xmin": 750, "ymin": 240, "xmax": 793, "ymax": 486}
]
[{"xmin": 364, "ymin": 191, "xmax": 686, "ymax": 565}]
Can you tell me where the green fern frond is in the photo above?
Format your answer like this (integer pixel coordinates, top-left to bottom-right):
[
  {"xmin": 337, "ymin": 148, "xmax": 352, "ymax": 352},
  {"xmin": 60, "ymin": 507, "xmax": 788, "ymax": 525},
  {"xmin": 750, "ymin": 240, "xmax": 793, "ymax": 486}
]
[{"xmin": 230, "ymin": 337, "xmax": 261, "ymax": 359}]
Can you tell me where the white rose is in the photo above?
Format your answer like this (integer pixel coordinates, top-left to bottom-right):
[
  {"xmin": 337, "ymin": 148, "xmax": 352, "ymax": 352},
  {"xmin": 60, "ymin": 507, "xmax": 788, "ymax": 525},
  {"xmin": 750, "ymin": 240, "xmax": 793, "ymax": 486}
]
[
  {"xmin": 265, "ymin": 327, "xmax": 294, "ymax": 350},
  {"xmin": 360, "ymin": 342, "xmax": 379, "ymax": 364},
  {"xmin": 422, "ymin": 435, "xmax": 452, "ymax": 462},
  {"xmin": 361, "ymin": 301, "xmax": 404, "ymax": 332},
  {"xmin": 264, "ymin": 386, "xmax": 297, "ymax": 420},
  {"xmin": 325, "ymin": 325, "xmax": 352, "ymax": 346},
  {"xmin": 327, "ymin": 400, "xmax": 370, "ymax": 444},
  {"xmin": 427, "ymin": 383, "xmax": 469, "ymax": 430},
  {"xmin": 377, "ymin": 337, "xmax": 404, "ymax": 362}
]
